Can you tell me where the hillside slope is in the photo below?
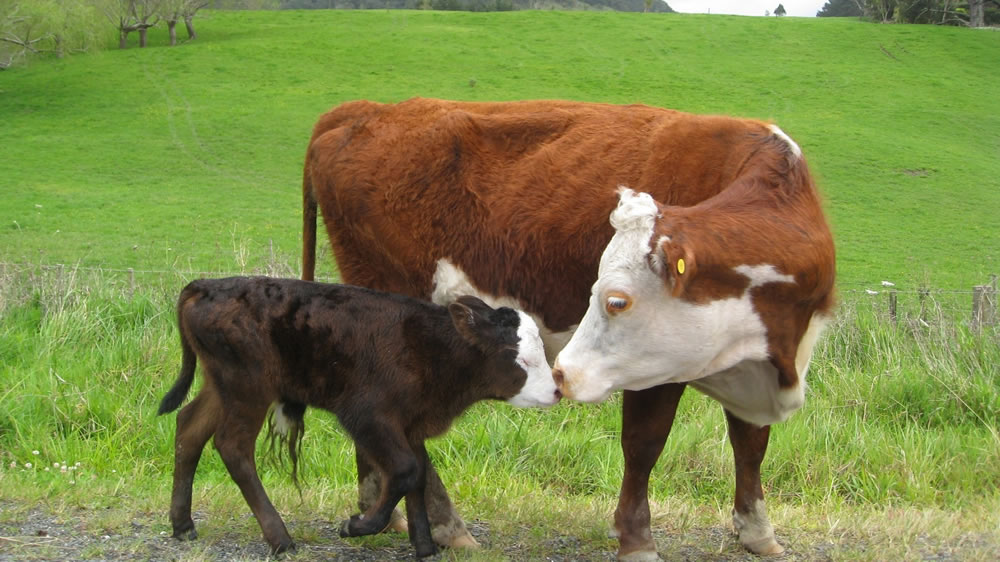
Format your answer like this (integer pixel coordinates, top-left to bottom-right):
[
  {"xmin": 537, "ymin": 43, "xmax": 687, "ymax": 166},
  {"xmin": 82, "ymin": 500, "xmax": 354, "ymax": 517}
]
[{"xmin": 1, "ymin": 11, "xmax": 998, "ymax": 290}]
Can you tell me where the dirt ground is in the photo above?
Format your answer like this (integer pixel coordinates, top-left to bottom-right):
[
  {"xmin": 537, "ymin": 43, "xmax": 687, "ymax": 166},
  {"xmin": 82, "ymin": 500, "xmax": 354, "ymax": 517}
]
[{"xmin": 1, "ymin": 502, "xmax": 997, "ymax": 561}]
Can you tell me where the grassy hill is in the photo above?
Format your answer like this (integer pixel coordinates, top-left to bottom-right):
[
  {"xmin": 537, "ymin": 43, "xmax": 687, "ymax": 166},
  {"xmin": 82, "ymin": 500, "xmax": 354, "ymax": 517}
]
[{"xmin": 1, "ymin": 9, "xmax": 998, "ymax": 292}]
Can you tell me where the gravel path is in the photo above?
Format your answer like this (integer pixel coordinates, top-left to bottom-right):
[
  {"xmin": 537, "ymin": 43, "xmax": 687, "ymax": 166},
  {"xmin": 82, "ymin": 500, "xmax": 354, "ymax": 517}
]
[{"xmin": 2, "ymin": 502, "xmax": 997, "ymax": 561}]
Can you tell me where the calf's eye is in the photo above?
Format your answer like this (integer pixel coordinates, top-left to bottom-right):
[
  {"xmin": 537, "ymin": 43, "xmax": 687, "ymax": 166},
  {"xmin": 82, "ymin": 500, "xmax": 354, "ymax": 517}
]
[{"xmin": 605, "ymin": 292, "xmax": 632, "ymax": 315}]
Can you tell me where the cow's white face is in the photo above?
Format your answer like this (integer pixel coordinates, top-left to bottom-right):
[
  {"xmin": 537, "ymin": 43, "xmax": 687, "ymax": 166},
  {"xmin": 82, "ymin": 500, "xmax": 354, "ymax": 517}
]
[{"xmin": 552, "ymin": 189, "xmax": 780, "ymax": 403}]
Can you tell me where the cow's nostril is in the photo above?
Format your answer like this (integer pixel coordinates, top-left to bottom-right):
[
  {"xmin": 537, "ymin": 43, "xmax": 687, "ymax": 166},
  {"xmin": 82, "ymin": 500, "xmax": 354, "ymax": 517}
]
[{"xmin": 552, "ymin": 368, "xmax": 565, "ymax": 388}]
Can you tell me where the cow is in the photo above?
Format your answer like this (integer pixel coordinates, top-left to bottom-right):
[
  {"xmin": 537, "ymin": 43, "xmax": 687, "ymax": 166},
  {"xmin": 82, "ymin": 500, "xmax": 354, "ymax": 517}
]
[
  {"xmin": 301, "ymin": 97, "xmax": 836, "ymax": 559},
  {"xmin": 156, "ymin": 276, "xmax": 560, "ymax": 558}
]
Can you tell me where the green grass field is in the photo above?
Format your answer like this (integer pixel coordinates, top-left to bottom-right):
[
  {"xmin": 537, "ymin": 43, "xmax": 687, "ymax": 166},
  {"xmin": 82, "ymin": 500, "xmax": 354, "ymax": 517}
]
[{"xmin": 1, "ymin": 9, "xmax": 999, "ymax": 561}]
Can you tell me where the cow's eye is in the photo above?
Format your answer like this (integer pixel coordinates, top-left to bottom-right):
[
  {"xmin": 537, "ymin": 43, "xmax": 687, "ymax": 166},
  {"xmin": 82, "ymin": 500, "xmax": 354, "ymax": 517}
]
[{"xmin": 605, "ymin": 291, "xmax": 632, "ymax": 315}]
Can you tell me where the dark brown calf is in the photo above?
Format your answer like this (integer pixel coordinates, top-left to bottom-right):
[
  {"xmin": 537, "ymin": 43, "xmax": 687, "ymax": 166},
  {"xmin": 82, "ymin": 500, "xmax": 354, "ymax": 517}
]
[{"xmin": 157, "ymin": 276, "xmax": 558, "ymax": 557}]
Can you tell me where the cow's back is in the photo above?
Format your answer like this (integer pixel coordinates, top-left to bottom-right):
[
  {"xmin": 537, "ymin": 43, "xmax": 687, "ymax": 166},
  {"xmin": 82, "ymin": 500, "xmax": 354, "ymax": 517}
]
[{"xmin": 305, "ymin": 97, "xmax": 814, "ymax": 333}]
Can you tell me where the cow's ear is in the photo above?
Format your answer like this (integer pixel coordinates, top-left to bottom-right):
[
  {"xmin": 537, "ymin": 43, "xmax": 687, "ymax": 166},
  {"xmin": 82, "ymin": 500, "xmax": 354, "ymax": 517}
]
[
  {"xmin": 449, "ymin": 296, "xmax": 497, "ymax": 351},
  {"xmin": 654, "ymin": 237, "xmax": 696, "ymax": 298}
]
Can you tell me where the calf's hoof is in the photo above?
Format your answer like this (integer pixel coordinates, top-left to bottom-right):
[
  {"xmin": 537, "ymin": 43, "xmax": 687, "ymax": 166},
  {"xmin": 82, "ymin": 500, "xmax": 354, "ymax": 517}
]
[
  {"xmin": 339, "ymin": 517, "xmax": 355, "ymax": 538},
  {"xmin": 414, "ymin": 541, "xmax": 439, "ymax": 558},
  {"xmin": 340, "ymin": 513, "xmax": 383, "ymax": 538},
  {"xmin": 170, "ymin": 524, "xmax": 198, "ymax": 541},
  {"xmin": 270, "ymin": 540, "xmax": 296, "ymax": 556}
]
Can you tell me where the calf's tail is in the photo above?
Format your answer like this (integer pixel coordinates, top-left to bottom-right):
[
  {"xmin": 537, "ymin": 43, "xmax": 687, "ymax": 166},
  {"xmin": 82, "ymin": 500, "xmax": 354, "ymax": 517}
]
[{"xmin": 157, "ymin": 288, "xmax": 199, "ymax": 416}]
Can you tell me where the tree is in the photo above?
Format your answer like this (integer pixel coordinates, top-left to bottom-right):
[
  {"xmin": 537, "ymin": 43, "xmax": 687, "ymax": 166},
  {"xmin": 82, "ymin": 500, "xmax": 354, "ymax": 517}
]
[
  {"xmin": 163, "ymin": 0, "xmax": 207, "ymax": 44},
  {"xmin": 1, "ymin": 0, "xmax": 101, "ymax": 69},
  {"xmin": 816, "ymin": 0, "xmax": 864, "ymax": 16},
  {"xmin": 774, "ymin": 3, "xmax": 786, "ymax": 15},
  {"xmin": 102, "ymin": 0, "xmax": 162, "ymax": 48}
]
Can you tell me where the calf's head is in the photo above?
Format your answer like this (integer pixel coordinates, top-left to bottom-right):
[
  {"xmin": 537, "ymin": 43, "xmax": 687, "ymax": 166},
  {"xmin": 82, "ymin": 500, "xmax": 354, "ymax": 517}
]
[
  {"xmin": 553, "ymin": 188, "xmax": 833, "ymax": 403},
  {"xmin": 449, "ymin": 295, "xmax": 560, "ymax": 407}
]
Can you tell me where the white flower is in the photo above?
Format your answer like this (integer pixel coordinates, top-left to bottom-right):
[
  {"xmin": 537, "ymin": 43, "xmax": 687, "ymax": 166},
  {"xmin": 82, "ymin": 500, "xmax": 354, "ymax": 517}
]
[
  {"xmin": 25, "ymin": 462, "xmax": 32, "ymax": 468},
  {"xmin": 32, "ymin": 450, "xmax": 39, "ymax": 455}
]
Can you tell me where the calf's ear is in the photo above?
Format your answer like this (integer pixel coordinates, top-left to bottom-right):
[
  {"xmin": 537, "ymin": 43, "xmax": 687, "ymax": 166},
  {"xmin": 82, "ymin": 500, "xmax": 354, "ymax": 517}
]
[{"xmin": 449, "ymin": 297, "xmax": 499, "ymax": 352}]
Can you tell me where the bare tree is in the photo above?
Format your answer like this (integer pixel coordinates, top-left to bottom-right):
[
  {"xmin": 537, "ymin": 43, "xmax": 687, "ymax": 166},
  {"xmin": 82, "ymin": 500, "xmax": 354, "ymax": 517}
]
[
  {"xmin": 161, "ymin": 0, "xmax": 205, "ymax": 45},
  {"xmin": 181, "ymin": 0, "xmax": 207, "ymax": 40},
  {"xmin": 102, "ymin": 0, "xmax": 161, "ymax": 48}
]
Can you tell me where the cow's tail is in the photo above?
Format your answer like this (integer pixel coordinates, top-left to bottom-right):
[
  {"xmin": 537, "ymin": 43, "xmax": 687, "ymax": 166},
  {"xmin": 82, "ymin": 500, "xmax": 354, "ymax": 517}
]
[
  {"xmin": 157, "ymin": 287, "xmax": 199, "ymax": 416},
  {"xmin": 267, "ymin": 401, "xmax": 307, "ymax": 491},
  {"xmin": 302, "ymin": 163, "xmax": 318, "ymax": 282}
]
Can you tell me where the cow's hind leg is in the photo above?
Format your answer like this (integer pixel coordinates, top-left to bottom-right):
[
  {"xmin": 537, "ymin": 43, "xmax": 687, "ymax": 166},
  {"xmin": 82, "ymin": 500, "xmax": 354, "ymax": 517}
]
[
  {"xmin": 614, "ymin": 383, "xmax": 686, "ymax": 562},
  {"xmin": 214, "ymin": 403, "xmax": 295, "ymax": 555},
  {"xmin": 169, "ymin": 387, "xmax": 221, "ymax": 541},
  {"xmin": 725, "ymin": 410, "xmax": 783, "ymax": 555}
]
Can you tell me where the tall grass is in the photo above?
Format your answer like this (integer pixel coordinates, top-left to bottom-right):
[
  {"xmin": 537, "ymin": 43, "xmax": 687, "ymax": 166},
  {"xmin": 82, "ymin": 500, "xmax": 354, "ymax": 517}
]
[{"xmin": 2, "ymin": 264, "xmax": 997, "ymax": 525}]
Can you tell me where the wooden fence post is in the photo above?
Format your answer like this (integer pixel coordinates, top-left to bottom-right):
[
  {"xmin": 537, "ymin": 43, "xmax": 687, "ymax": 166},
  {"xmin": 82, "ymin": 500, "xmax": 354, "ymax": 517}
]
[
  {"xmin": 888, "ymin": 290, "xmax": 897, "ymax": 324},
  {"xmin": 128, "ymin": 268, "xmax": 135, "ymax": 296},
  {"xmin": 972, "ymin": 283, "xmax": 997, "ymax": 330}
]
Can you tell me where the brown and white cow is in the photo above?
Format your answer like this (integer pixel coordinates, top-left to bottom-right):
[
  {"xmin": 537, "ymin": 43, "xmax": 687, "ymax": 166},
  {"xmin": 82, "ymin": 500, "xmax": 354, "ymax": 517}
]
[{"xmin": 302, "ymin": 97, "xmax": 836, "ymax": 559}]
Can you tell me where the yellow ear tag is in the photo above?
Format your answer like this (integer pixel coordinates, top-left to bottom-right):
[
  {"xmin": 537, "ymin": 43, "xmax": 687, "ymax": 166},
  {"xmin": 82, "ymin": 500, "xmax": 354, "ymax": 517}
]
[{"xmin": 677, "ymin": 258, "xmax": 685, "ymax": 275}]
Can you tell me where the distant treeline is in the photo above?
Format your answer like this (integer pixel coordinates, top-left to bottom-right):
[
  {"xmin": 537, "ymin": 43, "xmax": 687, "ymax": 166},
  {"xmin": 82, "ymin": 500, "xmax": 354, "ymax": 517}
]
[{"xmin": 220, "ymin": 0, "xmax": 675, "ymax": 12}]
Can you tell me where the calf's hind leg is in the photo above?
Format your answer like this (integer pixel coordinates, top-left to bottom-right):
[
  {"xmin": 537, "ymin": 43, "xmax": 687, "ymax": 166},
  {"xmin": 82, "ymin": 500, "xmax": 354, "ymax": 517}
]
[
  {"xmin": 169, "ymin": 387, "xmax": 222, "ymax": 541},
  {"xmin": 214, "ymin": 403, "xmax": 295, "ymax": 555}
]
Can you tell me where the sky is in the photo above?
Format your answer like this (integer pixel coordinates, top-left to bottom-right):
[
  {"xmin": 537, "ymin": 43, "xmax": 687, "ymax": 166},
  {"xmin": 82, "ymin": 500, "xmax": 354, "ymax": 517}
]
[{"xmin": 666, "ymin": 1, "xmax": 829, "ymax": 17}]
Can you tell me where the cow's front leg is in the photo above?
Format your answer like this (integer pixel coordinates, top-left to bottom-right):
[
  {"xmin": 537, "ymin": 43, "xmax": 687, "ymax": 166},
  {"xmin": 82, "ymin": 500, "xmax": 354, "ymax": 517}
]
[
  {"xmin": 614, "ymin": 383, "xmax": 686, "ymax": 562},
  {"xmin": 725, "ymin": 409, "xmax": 784, "ymax": 555}
]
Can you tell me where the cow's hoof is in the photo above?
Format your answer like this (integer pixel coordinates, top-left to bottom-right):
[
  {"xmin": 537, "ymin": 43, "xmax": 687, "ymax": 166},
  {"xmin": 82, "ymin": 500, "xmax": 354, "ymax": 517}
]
[
  {"xmin": 386, "ymin": 514, "xmax": 408, "ymax": 534},
  {"xmin": 742, "ymin": 536, "xmax": 784, "ymax": 556},
  {"xmin": 447, "ymin": 531, "xmax": 480, "ymax": 549},
  {"xmin": 617, "ymin": 549, "xmax": 662, "ymax": 562}
]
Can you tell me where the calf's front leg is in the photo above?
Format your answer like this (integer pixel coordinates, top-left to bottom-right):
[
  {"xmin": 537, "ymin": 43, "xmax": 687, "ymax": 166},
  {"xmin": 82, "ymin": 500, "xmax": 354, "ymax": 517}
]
[
  {"xmin": 341, "ymin": 425, "xmax": 420, "ymax": 540},
  {"xmin": 614, "ymin": 383, "xmax": 686, "ymax": 562},
  {"xmin": 403, "ymin": 441, "xmax": 437, "ymax": 558}
]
